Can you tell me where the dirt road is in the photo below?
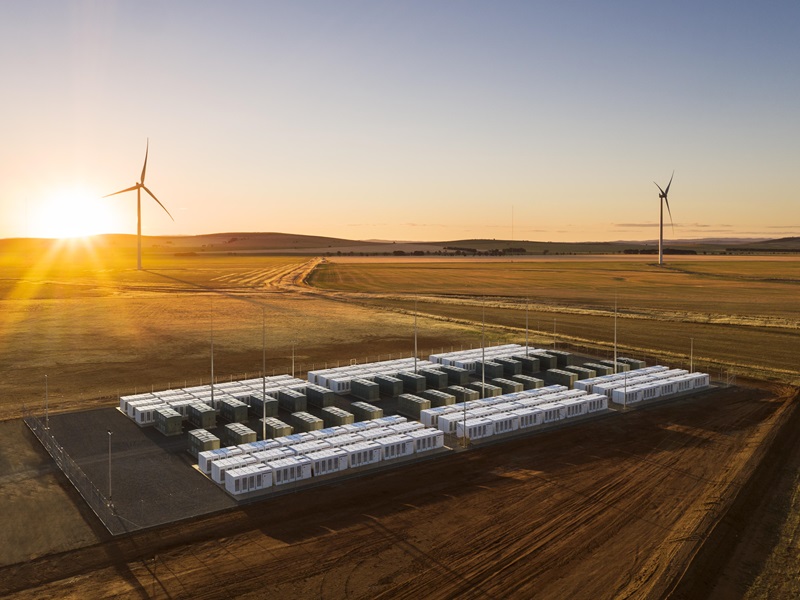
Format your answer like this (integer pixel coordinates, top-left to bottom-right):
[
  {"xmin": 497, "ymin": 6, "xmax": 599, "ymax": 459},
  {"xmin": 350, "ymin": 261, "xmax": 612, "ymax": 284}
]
[{"xmin": 1, "ymin": 384, "xmax": 792, "ymax": 599}]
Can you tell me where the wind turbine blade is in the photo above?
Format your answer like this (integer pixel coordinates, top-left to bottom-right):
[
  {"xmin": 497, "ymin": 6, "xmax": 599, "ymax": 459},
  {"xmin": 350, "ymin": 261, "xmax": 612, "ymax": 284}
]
[
  {"xmin": 142, "ymin": 185, "xmax": 175, "ymax": 221},
  {"xmin": 654, "ymin": 182, "xmax": 666, "ymax": 196},
  {"xmin": 664, "ymin": 170, "xmax": 674, "ymax": 196},
  {"xmin": 140, "ymin": 138, "xmax": 149, "ymax": 184},
  {"xmin": 103, "ymin": 184, "xmax": 139, "ymax": 198},
  {"xmin": 665, "ymin": 197, "xmax": 675, "ymax": 234}
]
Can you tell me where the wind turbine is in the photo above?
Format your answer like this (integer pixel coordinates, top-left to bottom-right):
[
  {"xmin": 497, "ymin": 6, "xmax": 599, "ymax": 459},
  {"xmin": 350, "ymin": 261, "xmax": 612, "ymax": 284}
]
[
  {"xmin": 653, "ymin": 171, "xmax": 675, "ymax": 266},
  {"xmin": 104, "ymin": 139, "xmax": 174, "ymax": 270}
]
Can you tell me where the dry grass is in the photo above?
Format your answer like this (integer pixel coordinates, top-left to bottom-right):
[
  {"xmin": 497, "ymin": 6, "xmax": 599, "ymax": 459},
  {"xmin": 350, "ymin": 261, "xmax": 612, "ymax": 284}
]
[
  {"xmin": 5, "ymin": 251, "xmax": 799, "ymax": 421},
  {"xmin": 307, "ymin": 257, "xmax": 800, "ymax": 382},
  {"xmin": 0, "ymin": 249, "xmax": 476, "ymax": 420},
  {"xmin": 310, "ymin": 258, "xmax": 800, "ymax": 321},
  {"xmin": 663, "ymin": 259, "xmax": 800, "ymax": 281}
]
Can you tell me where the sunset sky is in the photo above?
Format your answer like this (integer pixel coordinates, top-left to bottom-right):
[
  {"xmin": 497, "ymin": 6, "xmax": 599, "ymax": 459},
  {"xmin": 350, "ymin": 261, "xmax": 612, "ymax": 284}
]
[{"xmin": 1, "ymin": 1, "xmax": 798, "ymax": 242}]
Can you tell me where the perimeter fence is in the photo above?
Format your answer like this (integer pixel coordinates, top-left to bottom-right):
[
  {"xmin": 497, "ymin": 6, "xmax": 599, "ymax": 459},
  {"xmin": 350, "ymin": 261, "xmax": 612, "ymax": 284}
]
[{"xmin": 22, "ymin": 407, "xmax": 126, "ymax": 534}]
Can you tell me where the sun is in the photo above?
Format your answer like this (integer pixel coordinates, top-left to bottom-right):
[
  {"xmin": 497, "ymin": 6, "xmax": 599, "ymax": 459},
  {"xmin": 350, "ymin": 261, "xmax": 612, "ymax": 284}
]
[{"xmin": 32, "ymin": 188, "xmax": 118, "ymax": 239}]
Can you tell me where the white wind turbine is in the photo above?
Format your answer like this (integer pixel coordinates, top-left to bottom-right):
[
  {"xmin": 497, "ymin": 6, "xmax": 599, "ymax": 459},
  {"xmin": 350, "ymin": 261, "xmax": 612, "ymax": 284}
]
[
  {"xmin": 104, "ymin": 139, "xmax": 174, "ymax": 270},
  {"xmin": 654, "ymin": 171, "xmax": 675, "ymax": 266}
]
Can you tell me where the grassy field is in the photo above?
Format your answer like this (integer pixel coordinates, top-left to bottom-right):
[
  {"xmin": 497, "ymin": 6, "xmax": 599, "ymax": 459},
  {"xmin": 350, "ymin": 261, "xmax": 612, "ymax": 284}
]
[
  {"xmin": 308, "ymin": 257, "xmax": 800, "ymax": 381},
  {"xmin": 4, "ymin": 249, "xmax": 799, "ymax": 421},
  {"xmin": 309, "ymin": 258, "xmax": 800, "ymax": 320},
  {"xmin": 0, "ymin": 246, "xmax": 481, "ymax": 420}
]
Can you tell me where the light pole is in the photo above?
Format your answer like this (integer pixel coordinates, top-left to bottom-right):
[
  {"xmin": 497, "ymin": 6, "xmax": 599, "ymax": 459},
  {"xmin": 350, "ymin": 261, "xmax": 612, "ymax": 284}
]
[
  {"xmin": 413, "ymin": 296, "xmax": 418, "ymax": 374},
  {"xmin": 291, "ymin": 340, "xmax": 296, "ymax": 378},
  {"xmin": 210, "ymin": 301, "xmax": 215, "ymax": 407},
  {"xmin": 690, "ymin": 337, "xmax": 694, "ymax": 372},
  {"xmin": 481, "ymin": 302, "xmax": 486, "ymax": 398},
  {"xmin": 262, "ymin": 308, "xmax": 267, "ymax": 441},
  {"xmin": 525, "ymin": 299, "xmax": 529, "ymax": 356},
  {"xmin": 107, "ymin": 430, "xmax": 113, "ymax": 506},
  {"xmin": 623, "ymin": 369, "xmax": 628, "ymax": 409},
  {"xmin": 613, "ymin": 293, "xmax": 618, "ymax": 375},
  {"xmin": 45, "ymin": 374, "xmax": 49, "ymax": 430}
]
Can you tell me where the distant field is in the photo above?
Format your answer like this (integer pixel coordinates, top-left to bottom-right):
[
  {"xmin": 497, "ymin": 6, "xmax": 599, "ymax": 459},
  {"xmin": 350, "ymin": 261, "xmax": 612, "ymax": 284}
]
[
  {"xmin": 4, "ymin": 250, "xmax": 798, "ymax": 422},
  {"xmin": 310, "ymin": 257, "xmax": 800, "ymax": 320},
  {"xmin": 0, "ymin": 249, "xmax": 476, "ymax": 420},
  {"xmin": 663, "ymin": 259, "xmax": 800, "ymax": 280},
  {"xmin": 308, "ymin": 257, "xmax": 800, "ymax": 381}
]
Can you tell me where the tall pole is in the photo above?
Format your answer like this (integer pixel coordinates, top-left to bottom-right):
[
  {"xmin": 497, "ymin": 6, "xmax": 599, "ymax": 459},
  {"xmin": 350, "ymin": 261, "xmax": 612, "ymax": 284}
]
[
  {"xmin": 107, "ymin": 430, "xmax": 112, "ymax": 504},
  {"xmin": 623, "ymin": 369, "xmax": 628, "ymax": 409},
  {"xmin": 262, "ymin": 307, "xmax": 267, "ymax": 441},
  {"xmin": 462, "ymin": 376, "xmax": 468, "ymax": 448},
  {"xmin": 481, "ymin": 301, "xmax": 486, "ymax": 398},
  {"xmin": 414, "ymin": 296, "xmax": 418, "ymax": 374},
  {"xmin": 291, "ymin": 341, "xmax": 295, "ymax": 378},
  {"xmin": 659, "ymin": 196, "xmax": 664, "ymax": 266},
  {"xmin": 525, "ymin": 299, "xmax": 529, "ymax": 356},
  {"xmin": 690, "ymin": 337, "xmax": 694, "ymax": 372},
  {"xmin": 553, "ymin": 318, "xmax": 556, "ymax": 349},
  {"xmin": 614, "ymin": 293, "xmax": 618, "ymax": 375},
  {"xmin": 137, "ymin": 187, "xmax": 142, "ymax": 270},
  {"xmin": 45, "ymin": 374, "xmax": 49, "ymax": 430},
  {"xmin": 210, "ymin": 301, "xmax": 215, "ymax": 406}
]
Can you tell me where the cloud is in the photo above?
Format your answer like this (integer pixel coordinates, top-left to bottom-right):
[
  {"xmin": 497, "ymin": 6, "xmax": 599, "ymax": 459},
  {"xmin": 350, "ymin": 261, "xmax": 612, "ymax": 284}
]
[
  {"xmin": 483, "ymin": 224, "xmax": 552, "ymax": 231},
  {"xmin": 615, "ymin": 222, "xmax": 733, "ymax": 230},
  {"xmin": 738, "ymin": 230, "xmax": 797, "ymax": 236}
]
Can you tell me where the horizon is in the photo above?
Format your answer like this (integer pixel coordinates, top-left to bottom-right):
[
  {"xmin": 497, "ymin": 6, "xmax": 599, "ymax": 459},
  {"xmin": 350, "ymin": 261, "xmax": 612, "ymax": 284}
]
[
  {"xmin": 1, "ymin": 2, "xmax": 798, "ymax": 242},
  {"xmin": 0, "ymin": 230, "xmax": 783, "ymax": 247}
]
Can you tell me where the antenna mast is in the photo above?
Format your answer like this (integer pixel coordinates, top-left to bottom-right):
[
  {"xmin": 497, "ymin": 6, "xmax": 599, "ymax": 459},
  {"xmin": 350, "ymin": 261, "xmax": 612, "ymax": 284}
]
[
  {"xmin": 414, "ymin": 295, "xmax": 418, "ymax": 374},
  {"xmin": 481, "ymin": 302, "xmax": 486, "ymax": 396},
  {"xmin": 262, "ymin": 307, "xmax": 266, "ymax": 441},
  {"xmin": 525, "ymin": 299, "xmax": 529, "ymax": 356},
  {"xmin": 614, "ymin": 293, "xmax": 618, "ymax": 374},
  {"xmin": 210, "ymin": 300, "xmax": 215, "ymax": 406}
]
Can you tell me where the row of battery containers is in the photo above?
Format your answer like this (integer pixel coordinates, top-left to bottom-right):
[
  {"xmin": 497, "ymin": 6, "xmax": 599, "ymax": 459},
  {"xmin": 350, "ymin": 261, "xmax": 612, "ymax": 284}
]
[
  {"xmin": 429, "ymin": 344, "xmax": 545, "ymax": 373},
  {"xmin": 420, "ymin": 384, "xmax": 569, "ymax": 428},
  {"xmin": 608, "ymin": 372, "xmax": 710, "ymax": 405},
  {"xmin": 422, "ymin": 387, "xmax": 608, "ymax": 440},
  {"xmin": 573, "ymin": 365, "xmax": 671, "ymax": 393},
  {"xmin": 307, "ymin": 360, "xmax": 437, "ymax": 394},
  {"xmin": 198, "ymin": 417, "xmax": 444, "ymax": 496},
  {"xmin": 118, "ymin": 376, "xmax": 309, "ymax": 425},
  {"xmin": 575, "ymin": 367, "xmax": 710, "ymax": 398},
  {"xmin": 428, "ymin": 343, "xmax": 526, "ymax": 367}
]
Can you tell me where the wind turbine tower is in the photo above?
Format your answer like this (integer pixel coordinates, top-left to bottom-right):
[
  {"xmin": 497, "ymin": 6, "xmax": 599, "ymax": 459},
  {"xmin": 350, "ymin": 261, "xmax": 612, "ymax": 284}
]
[
  {"xmin": 653, "ymin": 171, "xmax": 675, "ymax": 266},
  {"xmin": 104, "ymin": 139, "xmax": 174, "ymax": 270}
]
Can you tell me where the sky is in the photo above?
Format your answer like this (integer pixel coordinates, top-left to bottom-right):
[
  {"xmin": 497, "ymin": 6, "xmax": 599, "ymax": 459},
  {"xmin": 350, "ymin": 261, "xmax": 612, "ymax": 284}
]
[{"xmin": 1, "ymin": 1, "xmax": 798, "ymax": 242}]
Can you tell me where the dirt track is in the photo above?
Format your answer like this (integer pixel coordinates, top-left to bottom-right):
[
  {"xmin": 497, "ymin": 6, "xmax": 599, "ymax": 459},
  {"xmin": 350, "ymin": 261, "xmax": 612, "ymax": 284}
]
[{"xmin": 1, "ymin": 384, "xmax": 793, "ymax": 599}]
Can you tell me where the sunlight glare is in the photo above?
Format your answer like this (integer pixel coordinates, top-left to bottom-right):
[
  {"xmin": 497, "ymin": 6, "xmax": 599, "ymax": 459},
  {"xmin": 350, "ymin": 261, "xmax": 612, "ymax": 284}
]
[{"xmin": 32, "ymin": 189, "xmax": 119, "ymax": 239}]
